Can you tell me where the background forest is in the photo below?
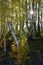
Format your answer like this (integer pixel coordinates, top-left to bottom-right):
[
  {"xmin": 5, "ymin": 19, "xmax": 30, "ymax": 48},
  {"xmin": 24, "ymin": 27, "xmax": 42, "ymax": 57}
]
[{"xmin": 0, "ymin": 0, "xmax": 43, "ymax": 65}]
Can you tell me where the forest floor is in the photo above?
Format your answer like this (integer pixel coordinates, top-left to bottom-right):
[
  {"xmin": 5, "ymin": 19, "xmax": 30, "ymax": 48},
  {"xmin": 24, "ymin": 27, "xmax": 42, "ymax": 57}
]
[
  {"xmin": 28, "ymin": 36, "xmax": 43, "ymax": 65},
  {"xmin": 0, "ymin": 35, "xmax": 43, "ymax": 65}
]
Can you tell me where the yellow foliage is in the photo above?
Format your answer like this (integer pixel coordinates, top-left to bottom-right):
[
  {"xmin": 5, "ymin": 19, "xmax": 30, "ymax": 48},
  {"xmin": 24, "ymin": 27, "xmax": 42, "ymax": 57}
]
[
  {"xmin": 0, "ymin": 40, "xmax": 4, "ymax": 49},
  {"xmin": 0, "ymin": 41, "xmax": 2, "ymax": 47},
  {"xmin": 34, "ymin": 0, "xmax": 40, "ymax": 3}
]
